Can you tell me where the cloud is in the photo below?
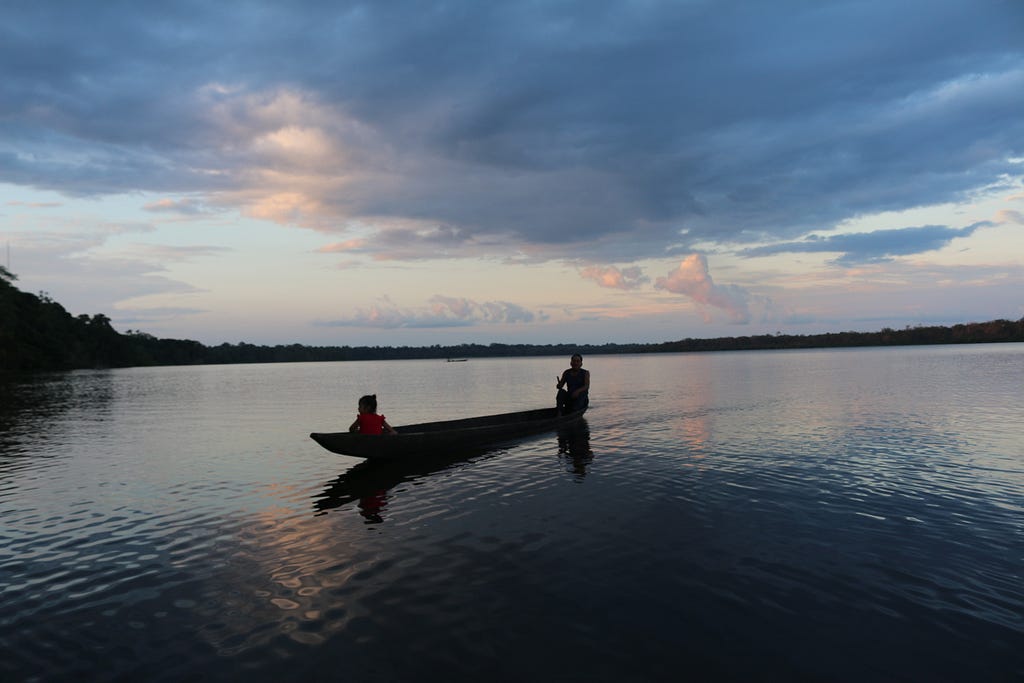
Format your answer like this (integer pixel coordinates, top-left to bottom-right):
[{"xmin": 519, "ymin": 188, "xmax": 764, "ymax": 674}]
[
  {"xmin": 579, "ymin": 264, "xmax": 648, "ymax": 290},
  {"xmin": 994, "ymin": 209, "xmax": 1024, "ymax": 225},
  {"xmin": 143, "ymin": 197, "xmax": 209, "ymax": 215},
  {"xmin": 113, "ymin": 307, "xmax": 210, "ymax": 324},
  {"xmin": 0, "ymin": 0, "xmax": 1020, "ymax": 262},
  {"xmin": 5, "ymin": 200, "xmax": 62, "ymax": 208},
  {"xmin": 431, "ymin": 295, "xmax": 541, "ymax": 324},
  {"xmin": 738, "ymin": 222, "xmax": 993, "ymax": 265},
  {"xmin": 123, "ymin": 244, "xmax": 231, "ymax": 262},
  {"xmin": 0, "ymin": 224, "xmax": 225, "ymax": 320},
  {"xmin": 363, "ymin": 225, "xmax": 482, "ymax": 260},
  {"xmin": 315, "ymin": 239, "xmax": 368, "ymax": 254},
  {"xmin": 655, "ymin": 254, "xmax": 763, "ymax": 323},
  {"xmin": 317, "ymin": 295, "xmax": 543, "ymax": 329}
]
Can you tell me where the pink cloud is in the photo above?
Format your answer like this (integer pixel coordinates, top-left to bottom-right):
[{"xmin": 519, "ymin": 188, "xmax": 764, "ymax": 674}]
[
  {"xmin": 315, "ymin": 239, "xmax": 367, "ymax": 253},
  {"xmin": 580, "ymin": 264, "xmax": 648, "ymax": 290},
  {"xmin": 655, "ymin": 254, "xmax": 755, "ymax": 323},
  {"xmin": 143, "ymin": 197, "xmax": 207, "ymax": 215}
]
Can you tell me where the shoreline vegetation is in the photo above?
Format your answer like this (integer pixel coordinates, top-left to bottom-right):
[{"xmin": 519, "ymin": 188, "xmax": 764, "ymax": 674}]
[{"xmin": 3, "ymin": 266, "xmax": 1023, "ymax": 373}]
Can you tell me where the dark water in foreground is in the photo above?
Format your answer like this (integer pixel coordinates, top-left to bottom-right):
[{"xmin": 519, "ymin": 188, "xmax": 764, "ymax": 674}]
[{"xmin": 1, "ymin": 346, "xmax": 1022, "ymax": 681}]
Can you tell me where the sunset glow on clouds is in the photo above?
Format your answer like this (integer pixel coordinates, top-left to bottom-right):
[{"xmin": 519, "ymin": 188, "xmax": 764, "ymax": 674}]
[
  {"xmin": 580, "ymin": 265, "xmax": 649, "ymax": 291},
  {"xmin": 656, "ymin": 255, "xmax": 763, "ymax": 324},
  {"xmin": 1, "ymin": 1, "xmax": 1022, "ymax": 346}
]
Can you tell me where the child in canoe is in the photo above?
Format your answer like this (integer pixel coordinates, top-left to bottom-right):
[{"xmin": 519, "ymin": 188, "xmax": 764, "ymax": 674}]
[{"xmin": 349, "ymin": 394, "xmax": 398, "ymax": 435}]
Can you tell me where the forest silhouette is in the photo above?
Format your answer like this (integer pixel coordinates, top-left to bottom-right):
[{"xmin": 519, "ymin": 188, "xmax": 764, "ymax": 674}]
[{"xmin": 3, "ymin": 265, "xmax": 1022, "ymax": 373}]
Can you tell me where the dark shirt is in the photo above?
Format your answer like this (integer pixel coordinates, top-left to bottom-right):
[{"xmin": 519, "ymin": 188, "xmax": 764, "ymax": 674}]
[{"xmin": 563, "ymin": 369, "xmax": 588, "ymax": 396}]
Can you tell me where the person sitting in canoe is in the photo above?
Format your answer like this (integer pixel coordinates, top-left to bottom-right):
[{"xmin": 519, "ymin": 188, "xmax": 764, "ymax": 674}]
[
  {"xmin": 556, "ymin": 353, "xmax": 590, "ymax": 414},
  {"xmin": 349, "ymin": 394, "xmax": 398, "ymax": 435}
]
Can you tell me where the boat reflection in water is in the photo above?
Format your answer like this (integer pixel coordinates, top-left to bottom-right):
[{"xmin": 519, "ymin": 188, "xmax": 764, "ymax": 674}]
[
  {"xmin": 314, "ymin": 418, "xmax": 593, "ymax": 519},
  {"xmin": 313, "ymin": 446, "xmax": 497, "ymax": 520}
]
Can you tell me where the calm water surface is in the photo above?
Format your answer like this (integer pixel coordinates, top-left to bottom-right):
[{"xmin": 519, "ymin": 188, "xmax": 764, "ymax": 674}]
[{"xmin": 1, "ymin": 346, "xmax": 1022, "ymax": 681}]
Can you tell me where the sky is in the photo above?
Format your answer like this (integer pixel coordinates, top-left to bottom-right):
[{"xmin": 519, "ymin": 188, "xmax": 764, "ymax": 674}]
[{"xmin": 1, "ymin": 0, "xmax": 1022, "ymax": 347}]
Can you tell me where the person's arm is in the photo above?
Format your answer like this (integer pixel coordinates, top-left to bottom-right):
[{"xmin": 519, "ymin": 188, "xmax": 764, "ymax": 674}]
[
  {"xmin": 349, "ymin": 417, "xmax": 360, "ymax": 433},
  {"xmin": 556, "ymin": 370, "xmax": 566, "ymax": 389},
  {"xmin": 573, "ymin": 370, "xmax": 590, "ymax": 397},
  {"xmin": 382, "ymin": 419, "xmax": 397, "ymax": 435}
]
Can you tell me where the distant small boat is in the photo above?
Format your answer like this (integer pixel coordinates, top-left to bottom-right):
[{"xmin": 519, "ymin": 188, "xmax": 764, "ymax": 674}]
[
  {"xmin": 446, "ymin": 358, "xmax": 468, "ymax": 362},
  {"xmin": 310, "ymin": 406, "xmax": 587, "ymax": 460}
]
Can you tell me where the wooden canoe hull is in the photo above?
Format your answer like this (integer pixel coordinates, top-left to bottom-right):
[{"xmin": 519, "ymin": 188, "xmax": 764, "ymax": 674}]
[{"xmin": 310, "ymin": 406, "xmax": 587, "ymax": 460}]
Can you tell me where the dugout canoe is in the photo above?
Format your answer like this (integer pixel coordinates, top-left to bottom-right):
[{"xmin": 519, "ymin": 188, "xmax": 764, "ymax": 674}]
[{"xmin": 310, "ymin": 406, "xmax": 587, "ymax": 460}]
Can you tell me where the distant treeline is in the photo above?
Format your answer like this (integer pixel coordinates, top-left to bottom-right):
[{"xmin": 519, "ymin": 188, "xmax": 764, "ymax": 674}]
[{"xmin": 3, "ymin": 266, "xmax": 1023, "ymax": 373}]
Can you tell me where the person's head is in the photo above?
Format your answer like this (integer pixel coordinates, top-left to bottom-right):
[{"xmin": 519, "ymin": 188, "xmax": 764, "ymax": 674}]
[
  {"xmin": 570, "ymin": 353, "xmax": 583, "ymax": 368},
  {"xmin": 358, "ymin": 394, "xmax": 378, "ymax": 414}
]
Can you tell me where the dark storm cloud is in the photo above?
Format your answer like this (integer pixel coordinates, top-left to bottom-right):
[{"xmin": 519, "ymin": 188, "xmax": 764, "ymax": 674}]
[{"xmin": 1, "ymin": 0, "xmax": 1021, "ymax": 260}]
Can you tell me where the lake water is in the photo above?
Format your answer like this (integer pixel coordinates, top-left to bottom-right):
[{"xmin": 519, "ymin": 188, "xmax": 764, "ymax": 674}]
[{"xmin": 1, "ymin": 345, "xmax": 1022, "ymax": 682}]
